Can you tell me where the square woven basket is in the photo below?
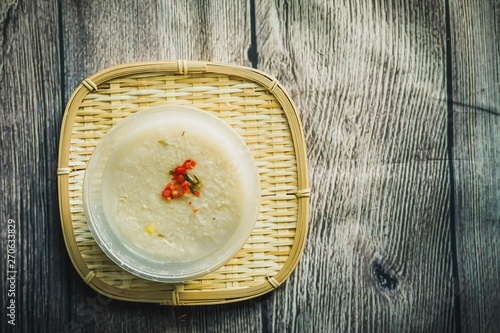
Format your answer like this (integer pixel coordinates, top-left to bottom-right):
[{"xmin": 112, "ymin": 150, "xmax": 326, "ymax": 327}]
[{"xmin": 57, "ymin": 61, "xmax": 309, "ymax": 305}]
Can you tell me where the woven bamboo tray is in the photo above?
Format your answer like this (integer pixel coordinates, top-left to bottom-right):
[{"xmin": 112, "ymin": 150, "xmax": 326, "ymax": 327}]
[{"xmin": 58, "ymin": 60, "xmax": 309, "ymax": 305}]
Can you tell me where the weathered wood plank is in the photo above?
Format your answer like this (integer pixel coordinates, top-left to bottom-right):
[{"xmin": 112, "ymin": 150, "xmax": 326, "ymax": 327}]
[
  {"xmin": 60, "ymin": 1, "xmax": 260, "ymax": 332},
  {"xmin": 4, "ymin": 0, "xmax": 497, "ymax": 331},
  {"xmin": 62, "ymin": 0, "xmax": 252, "ymax": 94},
  {"xmin": 450, "ymin": 1, "xmax": 500, "ymax": 332},
  {"xmin": 256, "ymin": 0, "xmax": 454, "ymax": 331},
  {"xmin": 0, "ymin": 0, "xmax": 67, "ymax": 332}
]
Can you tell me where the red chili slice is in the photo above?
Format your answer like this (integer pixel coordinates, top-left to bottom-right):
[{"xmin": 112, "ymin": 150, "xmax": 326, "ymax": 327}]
[
  {"xmin": 184, "ymin": 160, "xmax": 196, "ymax": 169},
  {"xmin": 172, "ymin": 189, "xmax": 185, "ymax": 197},
  {"xmin": 162, "ymin": 184, "xmax": 172, "ymax": 198}
]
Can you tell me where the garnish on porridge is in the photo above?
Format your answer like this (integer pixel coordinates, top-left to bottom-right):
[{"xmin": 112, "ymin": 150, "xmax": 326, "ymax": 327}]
[{"xmin": 161, "ymin": 159, "xmax": 202, "ymax": 201}]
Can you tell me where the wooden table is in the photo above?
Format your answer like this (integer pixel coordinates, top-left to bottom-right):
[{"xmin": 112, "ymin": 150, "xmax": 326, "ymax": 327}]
[{"xmin": 1, "ymin": 1, "xmax": 498, "ymax": 332}]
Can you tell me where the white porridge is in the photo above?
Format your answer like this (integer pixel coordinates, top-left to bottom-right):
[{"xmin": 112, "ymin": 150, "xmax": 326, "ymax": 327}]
[{"xmin": 101, "ymin": 119, "xmax": 245, "ymax": 263}]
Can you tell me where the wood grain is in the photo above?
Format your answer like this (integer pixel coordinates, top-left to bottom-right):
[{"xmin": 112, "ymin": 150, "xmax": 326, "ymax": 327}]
[
  {"xmin": 256, "ymin": 0, "xmax": 454, "ymax": 331},
  {"xmin": 450, "ymin": 1, "xmax": 500, "ymax": 332},
  {"xmin": 1, "ymin": 0, "xmax": 499, "ymax": 331},
  {"xmin": 62, "ymin": 0, "xmax": 252, "ymax": 96},
  {"xmin": 0, "ymin": 0, "xmax": 67, "ymax": 332}
]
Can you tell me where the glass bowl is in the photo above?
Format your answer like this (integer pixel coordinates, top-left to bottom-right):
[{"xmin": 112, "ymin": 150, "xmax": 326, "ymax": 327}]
[{"xmin": 83, "ymin": 105, "xmax": 261, "ymax": 283}]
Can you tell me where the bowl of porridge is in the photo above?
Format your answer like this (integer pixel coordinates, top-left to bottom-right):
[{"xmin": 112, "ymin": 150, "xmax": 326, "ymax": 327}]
[{"xmin": 83, "ymin": 105, "xmax": 261, "ymax": 283}]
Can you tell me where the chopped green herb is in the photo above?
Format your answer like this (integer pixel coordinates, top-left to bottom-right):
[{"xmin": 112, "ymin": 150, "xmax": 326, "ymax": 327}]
[
  {"xmin": 185, "ymin": 173, "xmax": 202, "ymax": 190},
  {"xmin": 158, "ymin": 140, "xmax": 168, "ymax": 146},
  {"xmin": 184, "ymin": 173, "xmax": 196, "ymax": 184},
  {"xmin": 193, "ymin": 174, "xmax": 202, "ymax": 188}
]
